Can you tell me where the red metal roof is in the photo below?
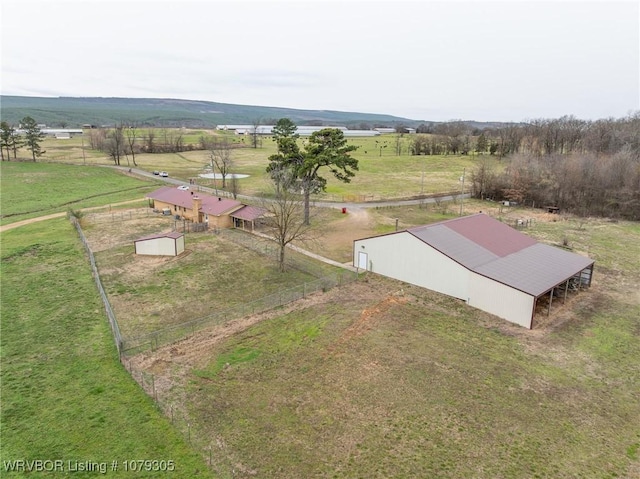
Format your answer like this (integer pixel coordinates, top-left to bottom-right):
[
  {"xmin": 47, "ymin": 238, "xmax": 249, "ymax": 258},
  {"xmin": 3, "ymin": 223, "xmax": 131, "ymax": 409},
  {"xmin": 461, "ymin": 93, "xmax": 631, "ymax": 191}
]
[
  {"xmin": 406, "ymin": 213, "xmax": 594, "ymax": 297},
  {"xmin": 147, "ymin": 187, "xmax": 243, "ymax": 216},
  {"xmin": 444, "ymin": 213, "xmax": 537, "ymax": 257},
  {"xmin": 231, "ymin": 205, "xmax": 267, "ymax": 221}
]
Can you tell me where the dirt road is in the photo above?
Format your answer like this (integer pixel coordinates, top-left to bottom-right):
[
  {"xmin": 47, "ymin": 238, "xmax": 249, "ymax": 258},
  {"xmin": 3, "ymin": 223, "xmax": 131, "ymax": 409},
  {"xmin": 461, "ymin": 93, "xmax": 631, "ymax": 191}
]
[{"xmin": 0, "ymin": 199, "xmax": 145, "ymax": 234}]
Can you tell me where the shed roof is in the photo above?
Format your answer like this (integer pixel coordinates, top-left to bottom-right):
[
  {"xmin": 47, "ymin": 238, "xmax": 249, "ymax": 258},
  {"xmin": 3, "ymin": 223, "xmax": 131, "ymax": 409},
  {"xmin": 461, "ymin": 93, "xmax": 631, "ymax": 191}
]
[
  {"xmin": 147, "ymin": 187, "xmax": 243, "ymax": 216},
  {"xmin": 135, "ymin": 231, "xmax": 183, "ymax": 242},
  {"xmin": 231, "ymin": 205, "xmax": 267, "ymax": 221},
  {"xmin": 403, "ymin": 214, "xmax": 594, "ymax": 297}
]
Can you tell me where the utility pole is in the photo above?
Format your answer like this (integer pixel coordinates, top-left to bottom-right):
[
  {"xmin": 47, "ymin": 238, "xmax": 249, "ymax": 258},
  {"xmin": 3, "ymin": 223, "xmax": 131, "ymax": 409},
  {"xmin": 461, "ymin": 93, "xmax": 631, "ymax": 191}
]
[{"xmin": 459, "ymin": 167, "xmax": 465, "ymax": 216}]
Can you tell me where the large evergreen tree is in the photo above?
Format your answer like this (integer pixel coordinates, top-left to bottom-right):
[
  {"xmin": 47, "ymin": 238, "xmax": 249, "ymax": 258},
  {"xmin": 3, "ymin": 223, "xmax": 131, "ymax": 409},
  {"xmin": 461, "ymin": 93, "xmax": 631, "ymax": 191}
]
[
  {"xmin": 20, "ymin": 116, "xmax": 45, "ymax": 161},
  {"xmin": 0, "ymin": 121, "xmax": 20, "ymax": 161},
  {"xmin": 298, "ymin": 128, "xmax": 359, "ymax": 224},
  {"xmin": 267, "ymin": 122, "xmax": 359, "ymax": 225},
  {"xmin": 267, "ymin": 118, "xmax": 303, "ymax": 183}
]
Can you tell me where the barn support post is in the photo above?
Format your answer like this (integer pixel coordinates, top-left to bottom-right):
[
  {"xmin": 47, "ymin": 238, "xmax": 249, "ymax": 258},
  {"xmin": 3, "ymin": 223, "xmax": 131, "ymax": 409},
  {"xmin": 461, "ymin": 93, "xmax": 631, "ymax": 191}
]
[
  {"xmin": 530, "ymin": 297, "xmax": 537, "ymax": 329},
  {"xmin": 564, "ymin": 279, "xmax": 569, "ymax": 303},
  {"xmin": 587, "ymin": 264, "xmax": 594, "ymax": 287},
  {"xmin": 547, "ymin": 288, "xmax": 554, "ymax": 316}
]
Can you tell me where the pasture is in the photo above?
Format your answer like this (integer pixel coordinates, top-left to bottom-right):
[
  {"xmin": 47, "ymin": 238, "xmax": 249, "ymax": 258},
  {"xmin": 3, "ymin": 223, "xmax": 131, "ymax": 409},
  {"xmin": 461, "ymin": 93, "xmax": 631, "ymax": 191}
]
[
  {"xmin": 23, "ymin": 129, "xmax": 486, "ymax": 199},
  {"xmin": 2, "ymin": 156, "xmax": 637, "ymax": 478},
  {"xmin": 133, "ymin": 210, "xmax": 640, "ymax": 479},
  {"xmin": 0, "ymin": 162, "xmax": 160, "ymax": 226},
  {"xmin": 0, "ymin": 219, "xmax": 215, "ymax": 478}
]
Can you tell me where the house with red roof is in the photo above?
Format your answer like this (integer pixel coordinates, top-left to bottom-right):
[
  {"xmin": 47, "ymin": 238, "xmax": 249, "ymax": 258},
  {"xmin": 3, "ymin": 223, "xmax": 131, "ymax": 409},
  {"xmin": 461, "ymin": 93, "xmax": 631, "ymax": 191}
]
[
  {"xmin": 353, "ymin": 214, "xmax": 594, "ymax": 329},
  {"xmin": 146, "ymin": 186, "xmax": 265, "ymax": 230}
]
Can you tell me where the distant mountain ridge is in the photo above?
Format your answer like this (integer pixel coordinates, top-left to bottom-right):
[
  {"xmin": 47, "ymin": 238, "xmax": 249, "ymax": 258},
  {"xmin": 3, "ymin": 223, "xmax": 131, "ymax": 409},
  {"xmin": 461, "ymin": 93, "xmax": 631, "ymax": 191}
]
[
  {"xmin": 0, "ymin": 96, "xmax": 509, "ymax": 130},
  {"xmin": 0, "ymin": 95, "xmax": 425, "ymax": 129}
]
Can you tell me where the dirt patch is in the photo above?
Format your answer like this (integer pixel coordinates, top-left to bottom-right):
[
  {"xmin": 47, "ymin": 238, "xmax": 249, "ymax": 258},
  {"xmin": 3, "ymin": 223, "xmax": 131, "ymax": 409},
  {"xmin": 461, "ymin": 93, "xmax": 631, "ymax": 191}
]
[
  {"xmin": 326, "ymin": 291, "xmax": 409, "ymax": 357},
  {"xmin": 313, "ymin": 207, "xmax": 378, "ymax": 262}
]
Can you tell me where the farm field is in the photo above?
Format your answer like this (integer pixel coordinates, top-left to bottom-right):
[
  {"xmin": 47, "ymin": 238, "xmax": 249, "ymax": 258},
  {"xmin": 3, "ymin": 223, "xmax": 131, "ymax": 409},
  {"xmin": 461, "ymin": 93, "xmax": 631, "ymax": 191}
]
[
  {"xmin": 14, "ymin": 129, "xmax": 489, "ymax": 200},
  {"xmin": 2, "ymin": 159, "xmax": 638, "ymax": 478},
  {"xmin": 0, "ymin": 219, "xmax": 215, "ymax": 478},
  {"xmin": 0, "ymin": 162, "xmax": 161, "ymax": 226},
  {"xmin": 131, "ymin": 210, "xmax": 640, "ymax": 478}
]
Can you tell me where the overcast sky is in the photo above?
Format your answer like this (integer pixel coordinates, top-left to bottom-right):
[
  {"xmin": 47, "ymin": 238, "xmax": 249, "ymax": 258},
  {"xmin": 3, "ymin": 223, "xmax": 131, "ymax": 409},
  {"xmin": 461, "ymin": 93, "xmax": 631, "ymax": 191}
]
[{"xmin": 1, "ymin": 0, "xmax": 638, "ymax": 122}]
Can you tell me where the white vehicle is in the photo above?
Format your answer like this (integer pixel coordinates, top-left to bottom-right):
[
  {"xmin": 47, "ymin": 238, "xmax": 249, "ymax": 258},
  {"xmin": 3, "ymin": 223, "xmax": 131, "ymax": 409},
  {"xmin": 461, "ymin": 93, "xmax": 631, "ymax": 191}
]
[
  {"xmin": 160, "ymin": 171, "xmax": 169, "ymax": 177},
  {"xmin": 177, "ymin": 185, "xmax": 189, "ymax": 191}
]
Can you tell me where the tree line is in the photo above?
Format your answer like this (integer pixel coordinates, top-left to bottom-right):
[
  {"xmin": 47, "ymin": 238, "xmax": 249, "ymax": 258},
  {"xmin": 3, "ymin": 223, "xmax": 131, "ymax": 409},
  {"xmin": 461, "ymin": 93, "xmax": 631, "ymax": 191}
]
[
  {"xmin": 408, "ymin": 113, "xmax": 640, "ymax": 219},
  {"xmin": 470, "ymin": 149, "xmax": 640, "ymax": 219},
  {"xmin": 411, "ymin": 114, "xmax": 639, "ymax": 158},
  {"xmin": 87, "ymin": 123, "xmax": 203, "ymax": 166}
]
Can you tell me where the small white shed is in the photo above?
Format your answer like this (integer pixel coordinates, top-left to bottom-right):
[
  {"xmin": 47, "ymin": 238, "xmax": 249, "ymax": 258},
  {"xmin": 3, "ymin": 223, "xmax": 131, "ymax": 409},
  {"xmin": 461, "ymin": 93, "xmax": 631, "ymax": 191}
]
[{"xmin": 134, "ymin": 232, "xmax": 185, "ymax": 256}]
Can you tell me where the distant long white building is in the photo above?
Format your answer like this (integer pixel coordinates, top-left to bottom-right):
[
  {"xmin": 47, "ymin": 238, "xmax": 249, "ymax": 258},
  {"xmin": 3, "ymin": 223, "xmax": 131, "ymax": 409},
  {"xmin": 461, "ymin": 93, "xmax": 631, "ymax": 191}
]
[
  {"xmin": 16, "ymin": 128, "xmax": 84, "ymax": 139},
  {"xmin": 216, "ymin": 125, "xmax": 380, "ymax": 137}
]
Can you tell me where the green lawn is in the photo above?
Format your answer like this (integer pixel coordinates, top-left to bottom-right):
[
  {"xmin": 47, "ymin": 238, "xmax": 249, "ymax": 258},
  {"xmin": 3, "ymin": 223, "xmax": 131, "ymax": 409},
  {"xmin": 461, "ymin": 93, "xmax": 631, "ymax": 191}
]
[
  {"xmin": 0, "ymin": 219, "xmax": 215, "ymax": 478},
  {"xmin": 187, "ymin": 282, "xmax": 638, "ymax": 478},
  {"xmin": 176, "ymin": 215, "xmax": 640, "ymax": 478},
  {"xmin": 0, "ymin": 162, "xmax": 161, "ymax": 225},
  {"xmin": 9, "ymin": 131, "xmax": 495, "ymax": 201}
]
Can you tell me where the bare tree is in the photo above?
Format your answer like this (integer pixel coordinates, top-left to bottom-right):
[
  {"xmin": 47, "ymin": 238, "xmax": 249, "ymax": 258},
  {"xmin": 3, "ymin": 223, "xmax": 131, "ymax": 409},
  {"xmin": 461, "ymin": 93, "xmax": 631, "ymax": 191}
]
[
  {"xmin": 107, "ymin": 124, "xmax": 125, "ymax": 165},
  {"xmin": 251, "ymin": 117, "xmax": 261, "ymax": 149},
  {"xmin": 88, "ymin": 128, "xmax": 107, "ymax": 150},
  {"xmin": 263, "ymin": 171, "xmax": 318, "ymax": 272},
  {"xmin": 229, "ymin": 174, "xmax": 240, "ymax": 199},
  {"xmin": 208, "ymin": 138, "xmax": 234, "ymax": 188},
  {"xmin": 124, "ymin": 122, "xmax": 138, "ymax": 166},
  {"xmin": 470, "ymin": 157, "xmax": 497, "ymax": 199},
  {"xmin": 144, "ymin": 129, "xmax": 156, "ymax": 153}
]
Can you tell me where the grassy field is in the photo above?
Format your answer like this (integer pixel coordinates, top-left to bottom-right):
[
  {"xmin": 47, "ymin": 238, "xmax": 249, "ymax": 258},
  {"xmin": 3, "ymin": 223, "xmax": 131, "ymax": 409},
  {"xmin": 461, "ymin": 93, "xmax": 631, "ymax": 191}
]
[
  {"xmin": 12, "ymin": 130, "xmax": 489, "ymax": 200},
  {"xmin": 126, "ymin": 203, "xmax": 639, "ymax": 479},
  {"xmin": 80, "ymin": 215, "xmax": 343, "ymax": 339},
  {"xmin": 4, "ymin": 158, "xmax": 638, "ymax": 478},
  {"xmin": 0, "ymin": 162, "xmax": 162, "ymax": 226},
  {"xmin": 0, "ymin": 219, "xmax": 215, "ymax": 478}
]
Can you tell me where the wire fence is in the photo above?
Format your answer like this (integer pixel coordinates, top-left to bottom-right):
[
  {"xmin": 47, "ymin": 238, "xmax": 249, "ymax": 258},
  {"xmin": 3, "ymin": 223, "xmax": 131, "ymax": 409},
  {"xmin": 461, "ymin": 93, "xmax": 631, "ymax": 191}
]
[
  {"xmin": 122, "ymin": 360, "xmax": 237, "ymax": 476},
  {"xmin": 70, "ymin": 216, "xmax": 357, "ymax": 359},
  {"xmin": 84, "ymin": 207, "xmax": 154, "ymax": 223},
  {"xmin": 121, "ymin": 270, "xmax": 355, "ymax": 356},
  {"xmin": 71, "ymin": 217, "xmax": 124, "ymax": 356}
]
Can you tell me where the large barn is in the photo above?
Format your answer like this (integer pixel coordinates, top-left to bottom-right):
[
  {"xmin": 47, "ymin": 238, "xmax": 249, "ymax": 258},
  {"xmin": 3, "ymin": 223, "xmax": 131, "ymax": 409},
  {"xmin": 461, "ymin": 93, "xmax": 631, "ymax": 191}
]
[{"xmin": 353, "ymin": 214, "xmax": 594, "ymax": 328}]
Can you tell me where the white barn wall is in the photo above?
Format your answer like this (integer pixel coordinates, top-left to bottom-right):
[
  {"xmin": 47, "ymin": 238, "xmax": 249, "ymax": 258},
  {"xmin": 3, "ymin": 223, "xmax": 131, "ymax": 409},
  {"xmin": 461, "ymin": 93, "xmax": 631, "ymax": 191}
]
[
  {"xmin": 354, "ymin": 233, "xmax": 469, "ymax": 300},
  {"xmin": 468, "ymin": 274, "xmax": 534, "ymax": 328}
]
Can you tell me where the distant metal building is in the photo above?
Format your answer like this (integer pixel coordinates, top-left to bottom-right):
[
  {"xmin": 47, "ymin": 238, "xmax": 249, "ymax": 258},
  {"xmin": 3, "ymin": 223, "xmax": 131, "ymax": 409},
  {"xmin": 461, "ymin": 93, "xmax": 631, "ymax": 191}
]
[
  {"xmin": 217, "ymin": 125, "xmax": 378, "ymax": 136},
  {"xmin": 353, "ymin": 214, "xmax": 594, "ymax": 328},
  {"xmin": 134, "ymin": 232, "xmax": 185, "ymax": 256}
]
